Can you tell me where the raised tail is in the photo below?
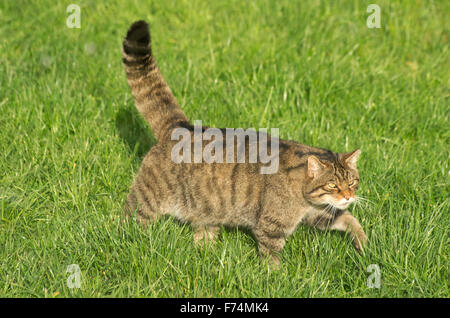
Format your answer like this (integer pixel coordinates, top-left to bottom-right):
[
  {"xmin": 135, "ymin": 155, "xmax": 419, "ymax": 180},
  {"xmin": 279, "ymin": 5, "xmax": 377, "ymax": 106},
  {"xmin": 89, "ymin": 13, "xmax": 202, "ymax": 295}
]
[{"xmin": 122, "ymin": 20, "xmax": 190, "ymax": 140}]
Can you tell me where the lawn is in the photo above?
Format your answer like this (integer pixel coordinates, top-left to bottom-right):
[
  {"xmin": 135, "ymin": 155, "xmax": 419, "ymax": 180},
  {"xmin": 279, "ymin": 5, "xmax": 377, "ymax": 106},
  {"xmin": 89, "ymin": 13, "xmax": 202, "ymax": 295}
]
[{"xmin": 0, "ymin": 0, "xmax": 448, "ymax": 297}]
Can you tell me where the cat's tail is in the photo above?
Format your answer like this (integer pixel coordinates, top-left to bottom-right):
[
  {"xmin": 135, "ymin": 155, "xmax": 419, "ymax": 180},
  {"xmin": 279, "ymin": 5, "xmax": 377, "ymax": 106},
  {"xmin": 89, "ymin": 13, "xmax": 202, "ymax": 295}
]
[{"xmin": 122, "ymin": 20, "xmax": 190, "ymax": 141}]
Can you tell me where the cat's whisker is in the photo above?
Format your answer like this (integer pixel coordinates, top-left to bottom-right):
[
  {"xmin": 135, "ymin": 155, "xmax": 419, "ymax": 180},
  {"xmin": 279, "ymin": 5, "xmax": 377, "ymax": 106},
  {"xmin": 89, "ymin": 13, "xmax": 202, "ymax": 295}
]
[
  {"xmin": 312, "ymin": 208, "xmax": 327, "ymax": 227},
  {"xmin": 355, "ymin": 195, "xmax": 372, "ymax": 208},
  {"xmin": 356, "ymin": 195, "xmax": 372, "ymax": 202},
  {"xmin": 312, "ymin": 205, "xmax": 333, "ymax": 228},
  {"xmin": 312, "ymin": 204, "xmax": 340, "ymax": 228}
]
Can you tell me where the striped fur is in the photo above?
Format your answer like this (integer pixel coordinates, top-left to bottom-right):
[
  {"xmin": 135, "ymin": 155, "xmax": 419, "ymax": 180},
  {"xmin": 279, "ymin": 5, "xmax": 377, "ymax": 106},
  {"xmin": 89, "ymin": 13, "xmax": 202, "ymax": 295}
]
[
  {"xmin": 122, "ymin": 20, "xmax": 189, "ymax": 141},
  {"xmin": 121, "ymin": 21, "xmax": 367, "ymax": 268}
]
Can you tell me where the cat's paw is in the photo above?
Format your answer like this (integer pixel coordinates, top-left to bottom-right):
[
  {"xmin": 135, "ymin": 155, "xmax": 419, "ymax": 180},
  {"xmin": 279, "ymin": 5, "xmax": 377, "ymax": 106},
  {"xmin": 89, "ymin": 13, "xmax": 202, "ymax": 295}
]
[
  {"xmin": 193, "ymin": 227, "xmax": 219, "ymax": 247},
  {"xmin": 353, "ymin": 231, "xmax": 368, "ymax": 254},
  {"xmin": 269, "ymin": 256, "xmax": 281, "ymax": 270},
  {"xmin": 260, "ymin": 254, "xmax": 281, "ymax": 270}
]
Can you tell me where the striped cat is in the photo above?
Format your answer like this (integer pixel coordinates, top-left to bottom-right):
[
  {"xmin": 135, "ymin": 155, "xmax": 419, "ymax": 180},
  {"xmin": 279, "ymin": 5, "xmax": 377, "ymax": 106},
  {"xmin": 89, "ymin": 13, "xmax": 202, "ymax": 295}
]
[{"xmin": 122, "ymin": 20, "xmax": 367, "ymax": 267}]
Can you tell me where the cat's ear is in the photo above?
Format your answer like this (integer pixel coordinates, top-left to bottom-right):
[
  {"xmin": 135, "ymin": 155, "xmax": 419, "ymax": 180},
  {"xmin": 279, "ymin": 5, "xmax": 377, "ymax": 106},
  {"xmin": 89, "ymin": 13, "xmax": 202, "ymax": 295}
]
[
  {"xmin": 307, "ymin": 155, "xmax": 326, "ymax": 178},
  {"xmin": 342, "ymin": 149, "xmax": 361, "ymax": 169}
]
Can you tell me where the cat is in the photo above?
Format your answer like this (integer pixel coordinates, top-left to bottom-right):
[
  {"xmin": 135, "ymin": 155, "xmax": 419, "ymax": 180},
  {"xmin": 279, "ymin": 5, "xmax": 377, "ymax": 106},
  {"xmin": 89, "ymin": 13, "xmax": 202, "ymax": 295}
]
[{"xmin": 121, "ymin": 20, "xmax": 367, "ymax": 267}]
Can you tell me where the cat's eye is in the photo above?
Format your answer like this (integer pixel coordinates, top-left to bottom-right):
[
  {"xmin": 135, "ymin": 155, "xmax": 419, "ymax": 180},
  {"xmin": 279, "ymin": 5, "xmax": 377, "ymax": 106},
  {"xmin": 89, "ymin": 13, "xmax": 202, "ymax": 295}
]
[
  {"xmin": 349, "ymin": 180, "xmax": 357, "ymax": 186},
  {"xmin": 327, "ymin": 183, "xmax": 337, "ymax": 189}
]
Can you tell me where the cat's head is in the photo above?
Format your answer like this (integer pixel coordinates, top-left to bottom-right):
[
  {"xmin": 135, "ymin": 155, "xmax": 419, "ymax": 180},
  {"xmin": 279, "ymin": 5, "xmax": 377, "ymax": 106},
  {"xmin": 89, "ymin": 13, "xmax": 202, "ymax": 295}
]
[{"xmin": 303, "ymin": 149, "xmax": 361, "ymax": 210}]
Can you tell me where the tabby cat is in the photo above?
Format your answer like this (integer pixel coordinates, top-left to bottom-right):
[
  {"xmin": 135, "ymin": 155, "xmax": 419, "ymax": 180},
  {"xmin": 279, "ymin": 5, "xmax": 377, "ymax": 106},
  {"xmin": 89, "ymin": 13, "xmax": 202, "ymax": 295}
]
[{"xmin": 122, "ymin": 21, "xmax": 367, "ymax": 267}]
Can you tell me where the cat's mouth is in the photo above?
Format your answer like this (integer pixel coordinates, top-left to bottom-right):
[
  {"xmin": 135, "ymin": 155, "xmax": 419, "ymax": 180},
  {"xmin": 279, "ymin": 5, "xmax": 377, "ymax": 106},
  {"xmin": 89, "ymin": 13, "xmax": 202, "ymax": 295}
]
[
  {"xmin": 329, "ymin": 198, "xmax": 355, "ymax": 210},
  {"xmin": 312, "ymin": 196, "xmax": 355, "ymax": 212},
  {"xmin": 333, "ymin": 202, "xmax": 352, "ymax": 210}
]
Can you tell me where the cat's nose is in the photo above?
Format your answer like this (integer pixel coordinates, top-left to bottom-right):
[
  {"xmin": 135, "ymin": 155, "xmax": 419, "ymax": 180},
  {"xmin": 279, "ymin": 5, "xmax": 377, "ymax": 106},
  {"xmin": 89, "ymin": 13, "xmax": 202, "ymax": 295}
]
[{"xmin": 343, "ymin": 192, "xmax": 352, "ymax": 200}]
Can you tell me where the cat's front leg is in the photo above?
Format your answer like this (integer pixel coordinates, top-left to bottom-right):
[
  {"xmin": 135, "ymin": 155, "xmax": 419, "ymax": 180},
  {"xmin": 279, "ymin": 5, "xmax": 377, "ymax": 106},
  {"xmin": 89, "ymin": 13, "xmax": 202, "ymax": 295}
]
[
  {"xmin": 253, "ymin": 217, "xmax": 287, "ymax": 269},
  {"xmin": 254, "ymin": 232, "xmax": 285, "ymax": 269},
  {"xmin": 330, "ymin": 211, "xmax": 367, "ymax": 253}
]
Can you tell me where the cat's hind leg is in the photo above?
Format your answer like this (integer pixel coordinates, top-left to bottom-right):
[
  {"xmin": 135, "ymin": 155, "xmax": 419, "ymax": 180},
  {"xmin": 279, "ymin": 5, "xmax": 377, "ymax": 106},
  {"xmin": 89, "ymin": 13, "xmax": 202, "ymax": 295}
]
[{"xmin": 124, "ymin": 184, "xmax": 161, "ymax": 227}]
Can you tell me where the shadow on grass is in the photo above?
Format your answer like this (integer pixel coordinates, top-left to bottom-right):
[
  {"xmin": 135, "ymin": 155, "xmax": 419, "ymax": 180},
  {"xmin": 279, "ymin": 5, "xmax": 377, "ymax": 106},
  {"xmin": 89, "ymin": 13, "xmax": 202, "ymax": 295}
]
[{"xmin": 115, "ymin": 105, "xmax": 157, "ymax": 162}]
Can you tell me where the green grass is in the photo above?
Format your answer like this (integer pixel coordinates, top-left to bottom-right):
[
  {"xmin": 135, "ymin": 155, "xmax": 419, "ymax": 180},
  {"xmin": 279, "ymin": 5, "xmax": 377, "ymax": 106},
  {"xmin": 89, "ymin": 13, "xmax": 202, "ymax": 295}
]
[{"xmin": 0, "ymin": 0, "xmax": 448, "ymax": 297}]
